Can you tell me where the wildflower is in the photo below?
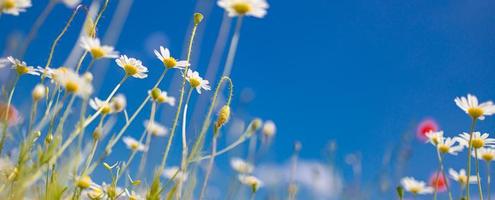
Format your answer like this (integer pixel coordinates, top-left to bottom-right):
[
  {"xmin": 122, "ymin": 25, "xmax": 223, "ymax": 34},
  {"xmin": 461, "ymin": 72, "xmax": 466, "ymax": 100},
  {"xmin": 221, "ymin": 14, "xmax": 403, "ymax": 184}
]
[
  {"xmin": 238, "ymin": 175, "xmax": 262, "ymax": 192},
  {"xmin": 115, "ymin": 55, "xmax": 148, "ymax": 79},
  {"xmin": 416, "ymin": 119, "xmax": 439, "ymax": 142},
  {"xmin": 473, "ymin": 147, "xmax": 495, "ymax": 162},
  {"xmin": 110, "ymin": 94, "xmax": 126, "ymax": 113},
  {"xmin": 262, "ymin": 120, "xmax": 276, "ymax": 137},
  {"xmin": 162, "ymin": 166, "xmax": 188, "ymax": 181},
  {"xmin": 230, "ymin": 157, "xmax": 254, "ymax": 174},
  {"xmin": 436, "ymin": 137, "xmax": 463, "ymax": 155},
  {"xmin": 448, "ymin": 168, "xmax": 477, "ymax": 185},
  {"xmin": 400, "ymin": 177, "xmax": 433, "ymax": 195},
  {"xmin": 425, "ymin": 131, "xmax": 444, "ymax": 146},
  {"xmin": 126, "ymin": 190, "xmax": 143, "ymax": 200},
  {"xmin": 85, "ymin": 185, "xmax": 105, "ymax": 199},
  {"xmin": 102, "ymin": 183, "xmax": 124, "ymax": 199},
  {"xmin": 218, "ymin": 0, "xmax": 268, "ymax": 18},
  {"xmin": 76, "ymin": 175, "xmax": 92, "ymax": 189},
  {"xmin": 194, "ymin": 13, "xmax": 204, "ymax": 25},
  {"xmin": 80, "ymin": 36, "xmax": 119, "ymax": 59},
  {"xmin": 428, "ymin": 172, "xmax": 447, "ymax": 192},
  {"xmin": 456, "ymin": 132, "xmax": 495, "ymax": 149},
  {"xmin": 1, "ymin": 56, "xmax": 38, "ymax": 76},
  {"xmin": 32, "ymin": 84, "xmax": 46, "ymax": 101},
  {"xmin": 455, "ymin": 94, "xmax": 495, "ymax": 120},
  {"xmin": 153, "ymin": 46, "xmax": 189, "ymax": 69},
  {"xmin": 184, "ymin": 69, "xmax": 211, "ymax": 94},
  {"xmin": 89, "ymin": 97, "xmax": 112, "ymax": 115},
  {"xmin": 215, "ymin": 105, "xmax": 231, "ymax": 128},
  {"xmin": 144, "ymin": 120, "xmax": 167, "ymax": 137},
  {"xmin": 123, "ymin": 136, "xmax": 147, "ymax": 152},
  {"xmin": 54, "ymin": 69, "xmax": 93, "ymax": 98},
  {"xmin": 0, "ymin": 0, "xmax": 31, "ymax": 16},
  {"xmin": 149, "ymin": 88, "xmax": 175, "ymax": 106},
  {"xmin": 83, "ymin": 72, "xmax": 93, "ymax": 82},
  {"xmin": 0, "ymin": 103, "xmax": 20, "ymax": 126}
]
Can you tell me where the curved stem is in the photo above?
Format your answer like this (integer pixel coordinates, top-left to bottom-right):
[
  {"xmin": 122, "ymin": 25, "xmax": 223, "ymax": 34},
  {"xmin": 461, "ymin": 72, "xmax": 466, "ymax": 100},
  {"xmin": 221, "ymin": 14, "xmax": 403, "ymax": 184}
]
[{"xmin": 176, "ymin": 89, "xmax": 194, "ymax": 200}]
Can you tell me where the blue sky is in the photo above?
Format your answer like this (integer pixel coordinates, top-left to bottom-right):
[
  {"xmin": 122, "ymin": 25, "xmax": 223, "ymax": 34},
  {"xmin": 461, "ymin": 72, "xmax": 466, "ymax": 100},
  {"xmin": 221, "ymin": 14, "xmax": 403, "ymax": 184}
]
[{"xmin": 2, "ymin": 0, "xmax": 495, "ymax": 199}]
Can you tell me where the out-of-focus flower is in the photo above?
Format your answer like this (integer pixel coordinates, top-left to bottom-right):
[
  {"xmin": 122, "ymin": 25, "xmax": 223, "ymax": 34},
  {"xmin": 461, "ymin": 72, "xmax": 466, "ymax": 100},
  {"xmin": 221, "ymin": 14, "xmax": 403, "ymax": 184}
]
[
  {"xmin": 238, "ymin": 175, "xmax": 262, "ymax": 192},
  {"xmin": 184, "ymin": 69, "xmax": 210, "ymax": 94},
  {"xmin": 126, "ymin": 190, "xmax": 144, "ymax": 200},
  {"xmin": 230, "ymin": 157, "xmax": 254, "ymax": 174},
  {"xmin": 54, "ymin": 69, "xmax": 93, "ymax": 98},
  {"xmin": 425, "ymin": 131, "xmax": 444, "ymax": 146},
  {"xmin": 1, "ymin": 56, "xmax": 39, "ymax": 76},
  {"xmin": 428, "ymin": 172, "xmax": 447, "ymax": 193},
  {"xmin": 448, "ymin": 168, "xmax": 477, "ymax": 185},
  {"xmin": 0, "ymin": 103, "xmax": 20, "ymax": 126},
  {"xmin": 400, "ymin": 177, "xmax": 433, "ymax": 195},
  {"xmin": 60, "ymin": 0, "xmax": 80, "ymax": 8},
  {"xmin": 456, "ymin": 132, "xmax": 495, "ymax": 149},
  {"xmin": 473, "ymin": 147, "xmax": 495, "ymax": 162},
  {"xmin": 437, "ymin": 137, "xmax": 463, "ymax": 155},
  {"xmin": 80, "ymin": 36, "xmax": 119, "ymax": 60},
  {"xmin": 153, "ymin": 46, "xmax": 189, "ymax": 69},
  {"xmin": 89, "ymin": 97, "xmax": 112, "ymax": 115},
  {"xmin": 416, "ymin": 119, "xmax": 439, "ymax": 142},
  {"xmin": 110, "ymin": 94, "xmax": 126, "ymax": 113},
  {"xmin": 123, "ymin": 136, "xmax": 147, "ymax": 152},
  {"xmin": 115, "ymin": 55, "xmax": 148, "ymax": 79},
  {"xmin": 0, "ymin": 0, "xmax": 31, "ymax": 16},
  {"xmin": 32, "ymin": 84, "xmax": 46, "ymax": 101},
  {"xmin": 75, "ymin": 175, "xmax": 93, "ymax": 189},
  {"xmin": 162, "ymin": 166, "xmax": 188, "ymax": 182},
  {"xmin": 149, "ymin": 89, "xmax": 175, "ymax": 106},
  {"xmin": 218, "ymin": 0, "xmax": 268, "ymax": 18},
  {"xmin": 262, "ymin": 120, "xmax": 276, "ymax": 137},
  {"xmin": 144, "ymin": 120, "xmax": 167, "ymax": 137},
  {"xmin": 455, "ymin": 94, "xmax": 495, "ymax": 120}
]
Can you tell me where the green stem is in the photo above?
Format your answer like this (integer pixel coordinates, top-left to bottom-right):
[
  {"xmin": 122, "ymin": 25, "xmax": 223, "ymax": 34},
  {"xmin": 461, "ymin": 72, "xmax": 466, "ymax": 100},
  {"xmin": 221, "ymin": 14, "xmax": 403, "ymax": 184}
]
[
  {"xmin": 436, "ymin": 149, "xmax": 453, "ymax": 200},
  {"xmin": 487, "ymin": 161, "xmax": 491, "ymax": 200},
  {"xmin": 466, "ymin": 118, "xmax": 478, "ymax": 200},
  {"xmin": 475, "ymin": 149, "xmax": 484, "ymax": 200},
  {"xmin": 198, "ymin": 133, "xmax": 218, "ymax": 200},
  {"xmin": 137, "ymin": 102, "xmax": 157, "ymax": 178},
  {"xmin": 0, "ymin": 75, "xmax": 19, "ymax": 155}
]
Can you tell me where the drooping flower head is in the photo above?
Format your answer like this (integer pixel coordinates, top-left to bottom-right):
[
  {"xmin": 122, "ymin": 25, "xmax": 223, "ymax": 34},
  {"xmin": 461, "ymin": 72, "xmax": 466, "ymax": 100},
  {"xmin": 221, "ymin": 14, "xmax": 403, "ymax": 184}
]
[
  {"xmin": 144, "ymin": 120, "xmax": 168, "ymax": 137},
  {"xmin": 184, "ymin": 69, "xmax": 211, "ymax": 94},
  {"xmin": 428, "ymin": 172, "xmax": 447, "ymax": 193},
  {"xmin": 400, "ymin": 177, "xmax": 433, "ymax": 195},
  {"xmin": 456, "ymin": 132, "xmax": 495, "ymax": 149},
  {"xmin": 54, "ymin": 69, "xmax": 93, "ymax": 98},
  {"xmin": 115, "ymin": 55, "xmax": 148, "ymax": 79},
  {"xmin": 448, "ymin": 168, "xmax": 477, "ymax": 186},
  {"xmin": 455, "ymin": 94, "xmax": 495, "ymax": 120},
  {"xmin": 0, "ymin": 56, "xmax": 39, "ymax": 76},
  {"xmin": 218, "ymin": 0, "xmax": 268, "ymax": 18},
  {"xmin": 416, "ymin": 118, "xmax": 439, "ymax": 142},
  {"xmin": 436, "ymin": 137, "xmax": 464, "ymax": 155},
  {"xmin": 0, "ymin": 0, "xmax": 31, "ymax": 16},
  {"xmin": 80, "ymin": 36, "xmax": 119, "ymax": 59},
  {"xmin": 230, "ymin": 157, "xmax": 254, "ymax": 174},
  {"xmin": 153, "ymin": 46, "xmax": 189, "ymax": 69},
  {"xmin": 122, "ymin": 136, "xmax": 147, "ymax": 152},
  {"xmin": 89, "ymin": 97, "xmax": 112, "ymax": 115},
  {"xmin": 238, "ymin": 175, "xmax": 263, "ymax": 192}
]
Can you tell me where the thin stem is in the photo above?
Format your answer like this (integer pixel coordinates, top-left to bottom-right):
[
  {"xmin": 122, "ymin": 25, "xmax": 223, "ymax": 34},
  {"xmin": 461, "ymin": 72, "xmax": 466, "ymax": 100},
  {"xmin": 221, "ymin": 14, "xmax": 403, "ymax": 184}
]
[
  {"xmin": 487, "ymin": 161, "xmax": 491, "ymax": 200},
  {"xmin": 138, "ymin": 102, "xmax": 157, "ymax": 178},
  {"xmin": 199, "ymin": 134, "xmax": 217, "ymax": 200},
  {"xmin": 0, "ymin": 75, "xmax": 19, "ymax": 155},
  {"xmin": 222, "ymin": 16, "xmax": 244, "ymax": 77},
  {"xmin": 436, "ymin": 149, "xmax": 453, "ymax": 200},
  {"xmin": 475, "ymin": 150, "xmax": 484, "ymax": 200},
  {"xmin": 176, "ymin": 89, "xmax": 194, "ymax": 200},
  {"xmin": 466, "ymin": 118, "xmax": 478, "ymax": 200}
]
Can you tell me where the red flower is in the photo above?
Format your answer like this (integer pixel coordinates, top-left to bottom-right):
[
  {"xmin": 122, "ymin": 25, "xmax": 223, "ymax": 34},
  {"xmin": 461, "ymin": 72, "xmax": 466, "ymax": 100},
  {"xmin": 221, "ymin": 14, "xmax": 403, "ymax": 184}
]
[
  {"xmin": 0, "ymin": 103, "xmax": 20, "ymax": 126},
  {"xmin": 417, "ymin": 118, "xmax": 439, "ymax": 142},
  {"xmin": 429, "ymin": 171, "xmax": 447, "ymax": 192}
]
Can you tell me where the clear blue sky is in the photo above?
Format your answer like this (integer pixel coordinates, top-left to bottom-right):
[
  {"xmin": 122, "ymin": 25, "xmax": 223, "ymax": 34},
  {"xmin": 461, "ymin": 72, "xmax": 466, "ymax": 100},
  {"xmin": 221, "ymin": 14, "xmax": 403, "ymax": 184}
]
[{"xmin": 2, "ymin": 0, "xmax": 495, "ymax": 199}]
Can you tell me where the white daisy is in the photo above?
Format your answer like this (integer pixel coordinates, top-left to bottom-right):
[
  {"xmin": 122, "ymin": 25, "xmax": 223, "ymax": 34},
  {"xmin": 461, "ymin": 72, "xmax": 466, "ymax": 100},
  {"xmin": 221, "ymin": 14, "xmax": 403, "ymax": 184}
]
[
  {"xmin": 425, "ymin": 131, "xmax": 444, "ymax": 146},
  {"xmin": 0, "ymin": 0, "xmax": 31, "ymax": 16},
  {"xmin": 1, "ymin": 56, "xmax": 39, "ymax": 76},
  {"xmin": 149, "ymin": 89, "xmax": 175, "ymax": 106},
  {"xmin": 153, "ymin": 46, "xmax": 189, "ymax": 69},
  {"xmin": 144, "ymin": 120, "xmax": 168, "ymax": 137},
  {"xmin": 238, "ymin": 175, "xmax": 262, "ymax": 192},
  {"xmin": 456, "ymin": 132, "xmax": 495, "ymax": 149},
  {"xmin": 162, "ymin": 166, "xmax": 188, "ymax": 182},
  {"xmin": 437, "ymin": 137, "xmax": 464, "ymax": 155},
  {"xmin": 54, "ymin": 69, "xmax": 93, "ymax": 98},
  {"xmin": 110, "ymin": 94, "xmax": 126, "ymax": 113},
  {"xmin": 79, "ymin": 36, "xmax": 119, "ymax": 59},
  {"xmin": 217, "ymin": 0, "xmax": 268, "ymax": 18},
  {"xmin": 184, "ymin": 69, "xmax": 211, "ymax": 94},
  {"xmin": 122, "ymin": 136, "xmax": 147, "ymax": 152},
  {"xmin": 115, "ymin": 55, "xmax": 148, "ymax": 79},
  {"xmin": 455, "ymin": 94, "xmax": 495, "ymax": 120},
  {"xmin": 449, "ymin": 168, "xmax": 477, "ymax": 185},
  {"xmin": 400, "ymin": 177, "xmax": 433, "ymax": 195},
  {"xmin": 89, "ymin": 97, "xmax": 112, "ymax": 115},
  {"xmin": 473, "ymin": 147, "xmax": 495, "ymax": 162},
  {"xmin": 230, "ymin": 157, "xmax": 254, "ymax": 174},
  {"xmin": 126, "ymin": 190, "xmax": 144, "ymax": 200}
]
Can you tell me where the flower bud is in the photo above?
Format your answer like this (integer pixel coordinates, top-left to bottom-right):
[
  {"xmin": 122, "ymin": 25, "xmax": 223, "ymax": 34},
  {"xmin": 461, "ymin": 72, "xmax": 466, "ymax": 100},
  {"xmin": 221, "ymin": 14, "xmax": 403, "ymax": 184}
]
[
  {"xmin": 215, "ymin": 106, "xmax": 231, "ymax": 128},
  {"xmin": 32, "ymin": 84, "xmax": 46, "ymax": 101},
  {"xmin": 250, "ymin": 118, "xmax": 262, "ymax": 131},
  {"xmin": 45, "ymin": 133, "xmax": 53, "ymax": 144},
  {"xmin": 83, "ymin": 72, "xmax": 93, "ymax": 83},
  {"xmin": 262, "ymin": 120, "xmax": 276, "ymax": 137},
  {"xmin": 76, "ymin": 175, "xmax": 92, "ymax": 189},
  {"xmin": 194, "ymin": 13, "xmax": 204, "ymax": 25},
  {"xmin": 93, "ymin": 128, "xmax": 102, "ymax": 140},
  {"xmin": 150, "ymin": 88, "xmax": 161, "ymax": 100}
]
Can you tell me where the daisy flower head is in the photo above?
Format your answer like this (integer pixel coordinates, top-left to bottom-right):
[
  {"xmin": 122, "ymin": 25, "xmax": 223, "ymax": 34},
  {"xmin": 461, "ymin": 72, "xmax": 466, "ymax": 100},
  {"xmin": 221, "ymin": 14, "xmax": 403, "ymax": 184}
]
[
  {"xmin": 54, "ymin": 69, "xmax": 93, "ymax": 98},
  {"xmin": 456, "ymin": 132, "xmax": 495, "ymax": 149},
  {"xmin": 126, "ymin": 190, "xmax": 143, "ymax": 200},
  {"xmin": 416, "ymin": 118, "xmax": 439, "ymax": 142},
  {"xmin": 455, "ymin": 94, "xmax": 495, "ymax": 120},
  {"xmin": 184, "ymin": 69, "xmax": 211, "ymax": 94},
  {"xmin": 144, "ymin": 120, "xmax": 168, "ymax": 137},
  {"xmin": 75, "ymin": 175, "xmax": 93, "ymax": 189},
  {"xmin": 1, "ymin": 56, "xmax": 38, "ymax": 76},
  {"xmin": 122, "ymin": 136, "xmax": 147, "ymax": 152},
  {"xmin": 425, "ymin": 130, "xmax": 444, "ymax": 146},
  {"xmin": 437, "ymin": 137, "xmax": 464, "ymax": 155},
  {"xmin": 230, "ymin": 157, "xmax": 254, "ymax": 174},
  {"xmin": 238, "ymin": 175, "xmax": 262, "ymax": 193},
  {"xmin": 449, "ymin": 168, "xmax": 477, "ymax": 185},
  {"xmin": 115, "ymin": 55, "xmax": 148, "ymax": 79},
  {"xmin": 262, "ymin": 120, "xmax": 276, "ymax": 137},
  {"xmin": 0, "ymin": 0, "xmax": 31, "ymax": 16},
  {"xmin": 400, "ymin": 177, "xmax": 433, "ymax": 195},
  {"xmin": 149, "ymin": 88, "xmax": 175, "ymax": 106},
  {"xmin": 473, "ymin": 147, "xmax": 495, "ymax": 162},
  {"xmin": 218, "ymin": 0, "xmax": 268, "ymax": 18},
  {"xmin": 162, "ymin": 166, "xmax": 188, "ymax": 182},
  {"xmin": 153, "ymin": 46, "xmax": 189, "ymax": 69},
  {"xmin": 89, "ymin": 97, "xmax": 112, "ymax": 115},
  {"xmin": 110, "ymin": 94, "xmax": 126, "ymax": 113},
  {"xmin": 80, "ymin": 36, "xmax": 119, "ymax": 59}
]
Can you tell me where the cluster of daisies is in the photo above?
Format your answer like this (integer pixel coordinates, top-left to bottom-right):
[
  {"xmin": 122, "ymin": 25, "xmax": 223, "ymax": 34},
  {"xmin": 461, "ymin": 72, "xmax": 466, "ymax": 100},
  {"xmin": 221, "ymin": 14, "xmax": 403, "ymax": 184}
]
[{"xmin": 399, "ymin": 94, "xmax": 495, "ymax": 199}]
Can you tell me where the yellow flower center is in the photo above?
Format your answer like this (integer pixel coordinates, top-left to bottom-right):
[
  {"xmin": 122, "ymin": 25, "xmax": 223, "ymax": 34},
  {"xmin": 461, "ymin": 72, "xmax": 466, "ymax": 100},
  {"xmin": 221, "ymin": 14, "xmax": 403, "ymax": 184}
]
[
  {"xmin": 189, "ymin": 78, "xmax": 201, "ymax": 88},
  {"xmin": 458, "ymin": 175, "xmax": 467, "ymax": 184},
  {"xmin": 124, "ymin": 64, "xmax": 138, "ymax": 76},
  {"xmin": 90, "ymin": 47, "xmax": 106, "ymax": 59},
  {"xmin": 16, "ymin": 65, "xmax": 29, "ymax": 75},
  {"xmin": 472, "ymin": 138, "xmax": 484, "ymax": 149},
  {"xmin": 3, "ymin": 0, "xmax": 16, "ymax": 9},
  {"xmin": 130, "ymin": 142, "xmax": 139, "ymax": 151},
  {"xmin": 157, "ymin": 95, "xmax": 168, "ymax": 104},
  {"xmin": 65, "ymin": 81, "xmax": 79, "ymax": 93},
  {"xmin": 163, "ymin": 57, "xmax": 177, "ymax": 68},
  {"xmin": 88, "ymin": 187, "xmax": 103, "ymax": 199},
  {"xmin": 468, "ymin": 107, "xmax": 484, "ymax": 119},
  {"xmin": 438, "ymin": 144, "xmax": 450, "ymax": 154},
  {"xmin": 409, "ymin": 186, "xmax": 421, "ymax": 194},
  {"xmin": 482, "ymin": 153, "xmax": 494, "ymax": 161},
  {"xmin": 76, "ymin": 175, "xmax": 92, "ymax": 189},
  {"xmin": 101, "ymin": 104, "xmax": 111, "ymax": 115},
  {"xmin": 232, "ymin": 2, "xmax": 252, "ymax": 15},
  {"xmin": 129, "ymin": 195, "xmax": 138, "ymax": 200},
  {"xmin": 431, "ymin": 136, "xmax": 440, "ymax": 145},
  {"xmin": 106, "ymin": 186, "xmax": 116, "ymax": 198}
]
